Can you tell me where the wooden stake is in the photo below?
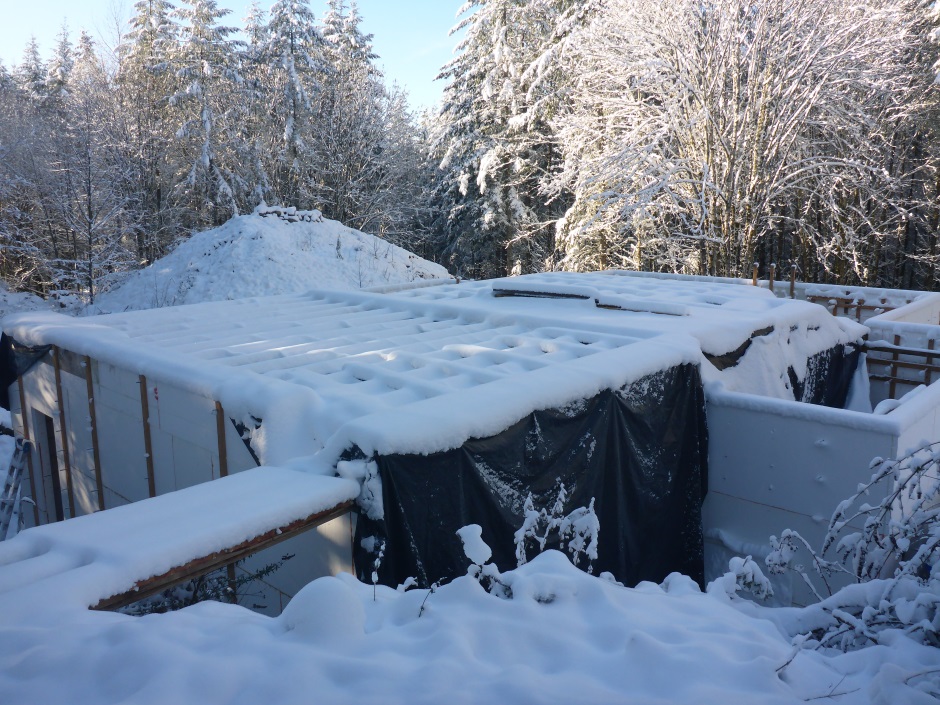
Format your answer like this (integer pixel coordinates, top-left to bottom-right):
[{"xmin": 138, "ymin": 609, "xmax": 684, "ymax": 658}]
[
  {"xmin": 17, "ymin": 379, "xmax": 40, "ymax": 526},
  {"xmin": 769, "ymin": 263, "xmax": 776, "ymax": 294},
  {"xmin": 217, "ymin": 401, "xmax": 234, "ymax": 600},
  {"xmin": 889, "ymin": 334, "xmax": 901, "ymax": 400},
  {"xmin": 84, "ymin": 356, "xmax": 104, "ymax": 511},
  {"xmin": 139, "ymin": 375, "xmax": 156, "ymax": 499},
  {"xmin": 789, "ymin": 265, "xmax": 797, "ymax": 299},
  {"xmin": 927, "ymin": 339, "xmax": 935, "ymax": 386},
  {"xmin": 215, "ymin": 401, "xmax": 229, "ymax": 479},
  {"xmin": 751, "ymin": 262, "xmax": 758, "ymax": 287},
  {"xmin": 52, "ymin": 346, "xmax": 75, "ymax": 518}
]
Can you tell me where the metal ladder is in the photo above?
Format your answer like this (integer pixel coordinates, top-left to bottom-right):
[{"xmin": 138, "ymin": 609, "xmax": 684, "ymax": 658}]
[{"xmin": 0, "ymin": 438, "xmax": 32, "ymax": 540}]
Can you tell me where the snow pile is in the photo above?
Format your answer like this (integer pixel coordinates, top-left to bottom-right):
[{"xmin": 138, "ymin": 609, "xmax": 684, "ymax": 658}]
[
  {"xmin": 0, "ymin": 283, "xmax": 48, "ymax": 321},
  {"xmin": 92, "ymin": 209, "xmax": 450, "ymax": 313},
  {"xmin": 0, "ymin": 550, "xmax": 935, "ymax": 704}
]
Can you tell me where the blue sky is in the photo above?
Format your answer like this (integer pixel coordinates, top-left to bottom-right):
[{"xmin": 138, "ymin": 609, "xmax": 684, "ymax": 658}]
[{"xmin": 0, "ymin": 0, "xmax": 462, "ymax": 110}]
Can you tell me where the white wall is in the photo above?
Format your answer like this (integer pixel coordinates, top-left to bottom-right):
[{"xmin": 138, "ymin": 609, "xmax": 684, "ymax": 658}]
[{"xmin": 703, "ymin": 389, "xmax": 903, "ymax": 606}]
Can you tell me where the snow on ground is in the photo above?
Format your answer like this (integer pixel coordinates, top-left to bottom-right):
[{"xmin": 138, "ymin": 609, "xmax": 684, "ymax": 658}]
[
  {"xmin": 92, "ymin": 207, "xmax": 450, "ymax": 313},
  {"xmin": 0, "ymin": 282, "xmax": 48, "ymax": 321},
  {"xmin": 0, "ymin": 551, "xmax": 936, "ymax": 705}
]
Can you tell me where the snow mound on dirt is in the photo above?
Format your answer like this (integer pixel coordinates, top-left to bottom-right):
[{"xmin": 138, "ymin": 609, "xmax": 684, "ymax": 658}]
[{"xmin": 93, "ymin": 207, "xmax": 450, "ymax": 313}]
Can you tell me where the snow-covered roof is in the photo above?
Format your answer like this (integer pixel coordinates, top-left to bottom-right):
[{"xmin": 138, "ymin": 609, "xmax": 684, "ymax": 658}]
[{"xmin": 2, "ymin": 272, "xmax": 865, "ymax": 465}]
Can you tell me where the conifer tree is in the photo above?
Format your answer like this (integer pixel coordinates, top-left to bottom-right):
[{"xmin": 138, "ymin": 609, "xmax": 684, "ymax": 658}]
[
  {"xmin": 170, "ymin": 0, "xmax": 244, "ymax": 227},
  {"xmin": 116, "ymin": 0, "xmax": 181, "ymax": 262}
]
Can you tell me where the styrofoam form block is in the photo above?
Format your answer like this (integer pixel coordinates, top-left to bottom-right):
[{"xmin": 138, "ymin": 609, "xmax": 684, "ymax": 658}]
[
  {"xmin": 96, "ymin": 361, "xmax": 143, "ymax": 402},
  {"xmin": 706, "ymin": 397, "xmax": 897, "ymax": 519},
  {"xmin": 236, "ymin": 513, "xmax": 353, "ymax": 616},
  {"xmin": 20, "ymin": 364, "xmax": 59, "ymax": 418},
  {"xmin": 702, "ymin": 492, "xmax": 859, "ymax": 607},
  {"xmin": 148, "ymin": 429, "xmax": 176, "ymax": 496},
  {"xmin": 896, "ymin": 403, "xmax": 940, "ymax": 457},
  {"xmin": 883, "ymin": 379, "xmax": 940, "ymax": 447},
  {"xmin": 171, "ymin": 434, "xmax": 217, "ymax": 490},
  {"xmin": 148, "ymin": 381, "xmax": 219, "ymax": 453},
  {"xmin": 95, "ymin": 404, "xmax": 150, "ymax": 504},
  {"xmin": 58, "ymin": 371, "xmax": 101, "ymax": 517},
  {"xmin": 0, "ymin": 467, "xmax": 359, "ymax": 619},
  {"xmin": 866, "ymin": 292, "xmax": 940, "ymax": 326},
  {"xmin": 93, "ymin": 377, "xmax": 142, "ymax": 418}
]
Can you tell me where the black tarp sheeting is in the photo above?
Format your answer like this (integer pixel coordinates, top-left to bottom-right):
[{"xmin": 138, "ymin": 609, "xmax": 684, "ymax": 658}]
[
  {"xmin": 0, "ymin": 333, "xmax": 51, "ymax": 410},
  {"xmin": 354, "ymin": 363, "xmax": 708, "ymax": 590},
  {"xmin": 789, "ymin": 343, "xmax": 861, "ymax": 408}
]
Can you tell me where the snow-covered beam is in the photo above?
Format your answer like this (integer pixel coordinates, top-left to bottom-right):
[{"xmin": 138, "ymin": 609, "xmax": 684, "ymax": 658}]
[
  {"xmin": 0, "ymin": 467, "xmax": 360, "ymax": 617},
  {"xmin": 92, "ymin": 500, "xmax": 353, "ymax": 611}
]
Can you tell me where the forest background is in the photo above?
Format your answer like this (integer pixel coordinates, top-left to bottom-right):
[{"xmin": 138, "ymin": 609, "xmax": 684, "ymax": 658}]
[{"xmin": 2, "ymin": 0, "xmax": 940, "ymax": 304}]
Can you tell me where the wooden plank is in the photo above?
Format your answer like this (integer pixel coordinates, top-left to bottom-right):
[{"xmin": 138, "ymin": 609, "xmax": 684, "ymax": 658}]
[
  {"xmin": 928, "ymin": 339, "xmax": 935, "ymax": 386},
  {"xmin": 52, "ymin": 346, "xmax": 75, "ymax": 519},
  {"xmin": 869, "ymin": 374, "xmax": 922, "ymax": 385},
  {"xmin": 84, "ymin": 356, "xmax": 105, "ymax": 512},
  {"xmin": 92, "ymin": 500, "xmax": 354, "ymax": 611},
  {"xmin": 863, "ymin": 342, "xmax": 940, "ymax": 357},
  {"xmin": 215, "ymin": 401, "xmax": 228, "ymax": 479},
  {"xmin": 139, "ymin": 375, "xmax": 156, "ymax": 499},
  {"xmin": 889, "ymin": 334, "xmax": 901, "ymax": 400},
  {"xmin": 866, "ymin": 358, "xmax": 940, "ymax": 374},
  {"xmin": 17, "ymin": 378, "xmax": 40, "ymax": 526}
]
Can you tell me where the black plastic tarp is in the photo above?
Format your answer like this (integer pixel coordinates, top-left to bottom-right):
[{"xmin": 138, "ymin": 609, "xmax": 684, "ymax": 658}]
[
  {"xmin": 789, "ymin": 343, "xmax": 860, "ymax": 408},
  {"xmin": 354, "ymin": 363, "xmax": 708, "ymax": 590},
  {"xmin": 0, "ymin": 333, "xmax": 51, "ymax": 410}
]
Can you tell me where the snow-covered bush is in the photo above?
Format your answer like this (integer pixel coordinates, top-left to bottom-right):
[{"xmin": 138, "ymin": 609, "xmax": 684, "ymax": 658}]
[
  {"xmin": 764, "ymin": 442, "xmax": 940, "ymax": 650},
  {"xmin": 708, "ymin": 555, "xmax": 775, "ymax": 602},
  {"xmin": 514, "ymin": 482, "xmax": 600, "ymax": 573},
  {"xmin": 456, "ymin": 524, "xmax": 510, "ymax": 598}
]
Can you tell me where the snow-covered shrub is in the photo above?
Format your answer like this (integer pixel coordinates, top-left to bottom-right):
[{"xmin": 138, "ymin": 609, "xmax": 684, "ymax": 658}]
[
  {"xmin": 514, "ymin": 482, "xmax": 600, "ymax": 573},
  {"xmin": 456, "ymin": 524, "xmax": 510, "ymax": 598},
  {"xmin": 764, "ymin": 442, "xmax": 940, "ymax": 650},
  {"xmin": 708, "ymin": 555, "xmax": 775, "ymax": 602}
]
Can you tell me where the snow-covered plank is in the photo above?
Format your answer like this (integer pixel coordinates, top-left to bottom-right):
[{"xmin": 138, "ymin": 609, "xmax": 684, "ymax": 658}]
[{"xmin": 0, "ymin": 467, "xmax": 358, "ymax": 617}]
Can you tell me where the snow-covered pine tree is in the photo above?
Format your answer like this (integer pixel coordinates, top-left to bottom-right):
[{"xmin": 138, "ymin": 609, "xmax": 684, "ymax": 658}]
[
  {"xmin": 14, "ymin": 37, "xmax": 47, "ymax": 104},
  {"xmin": 235, "ymin": 1, "xmax": 273, "ymax": 208},
  {"xmin": 313, "ymin": 1, "xmax": 430, "ymax": 247},
  {"xmin": 44, "ymin": 24, "xmax": 73, "ymax": 105},
  {"xmin": 115, "ymin": 0, "xmax": 181, "ymax": 263},
  {"xmin": 260, "ymin": 0, "xmax": 328, "ymax": 208},
  {"xmin": 430, "ymin": 0, "xmax": 586, "ymax": 278},
  {"xmin": 170, "ymin": 0, "xmax": 245, "ymax": 228}
]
